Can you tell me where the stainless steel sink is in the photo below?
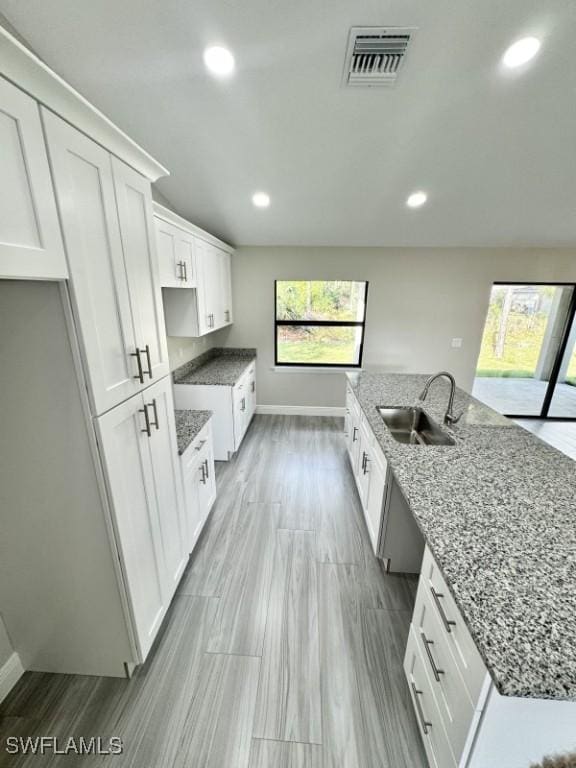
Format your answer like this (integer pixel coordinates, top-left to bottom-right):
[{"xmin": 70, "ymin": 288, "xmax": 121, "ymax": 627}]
[{"xmin": 378, "ymin": 407, "xmax": 456, "ymax": 446}]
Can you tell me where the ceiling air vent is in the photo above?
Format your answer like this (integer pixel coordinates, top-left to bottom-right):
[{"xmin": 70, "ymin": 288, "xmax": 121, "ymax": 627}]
[{"xmin": 343, "ymin": 27, "xmax": 413, "ymax": 87}]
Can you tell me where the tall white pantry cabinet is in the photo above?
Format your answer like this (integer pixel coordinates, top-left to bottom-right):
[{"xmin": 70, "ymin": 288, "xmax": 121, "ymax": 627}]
[{"xmin": 0, "ymin": 27, "xmax": 192, "ymax": 678}]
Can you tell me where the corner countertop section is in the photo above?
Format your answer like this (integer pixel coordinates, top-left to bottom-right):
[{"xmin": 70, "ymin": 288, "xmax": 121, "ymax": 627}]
[
  {"xmin": 347, "ymin": 371, "xmax": 576, "ymax": 701},
  {"xmin": 174, "ymin": 409, "xmax": 212, "ymax": 455},
  {"xmin": 173, "ymin": 348, "xmax": 256, "ymax": 387}
]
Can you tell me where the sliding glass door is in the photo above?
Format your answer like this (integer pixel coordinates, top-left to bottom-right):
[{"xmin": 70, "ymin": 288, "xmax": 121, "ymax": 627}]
[{"xmin": 472, "ymin": 283, "xmax": 576, "ymax": 419}]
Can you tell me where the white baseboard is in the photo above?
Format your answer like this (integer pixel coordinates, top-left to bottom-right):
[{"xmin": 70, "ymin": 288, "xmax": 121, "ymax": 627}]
[
  {"xmin": 0, "ymin": 651, "xmax": 24, "ymax": 704},
  {"xmin": 256, "ymin": 404, "xmax": 346, "ymax": 417}
]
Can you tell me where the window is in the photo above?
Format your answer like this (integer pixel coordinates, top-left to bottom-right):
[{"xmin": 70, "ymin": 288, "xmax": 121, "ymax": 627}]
[{"xmin": 275, "ymin": 280, "xmax": 368, "ymax": 367}]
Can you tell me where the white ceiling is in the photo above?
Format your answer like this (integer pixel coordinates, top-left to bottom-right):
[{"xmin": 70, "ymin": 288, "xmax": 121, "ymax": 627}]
[{"xmin": 1, "ymin": 0, "xmax": 575, "ymax": 247}]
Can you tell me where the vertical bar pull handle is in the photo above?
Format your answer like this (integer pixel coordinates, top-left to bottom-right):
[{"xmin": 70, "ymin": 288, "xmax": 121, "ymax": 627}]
[
  {"xmin": 183, "ymin": 261, "xmax": 188, "ymax": 282},
  {"xmin": 200, "ymin": 463, "xmax": 207, "ymax": 484},
  {"xmin": 147, "ymin": 399, "xmax": 159, "ymax": 430},
  {"xmin": 131, "ymin": 349, "xmax": 144, "ymax": 383},
  {"xmin": 141, "ymin": 345, "xmax": 153, "ymax": 379},
  {"xmin": 352, "ymin": 427, "xmax": 358, "ymax": 442},
  {"xmin": 203, "ymin": 458, "xmax": 209, "ymax": 479},
  {"xmin": 411, "ymin": 683, "xmax": 432, "ymax": 735},
  {"xmin": 139, "ymin": 406, "xmax": 152, "ymax": 437}
]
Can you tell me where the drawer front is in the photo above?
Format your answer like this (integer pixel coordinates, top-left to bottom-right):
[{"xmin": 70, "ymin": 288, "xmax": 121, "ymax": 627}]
[
  {"xmin": 182, "ymin": 422, "xmax": 211, "ymax": 467},
  {"xmin": 404, "ymin": 626, "xmax": 457, "ymax": 768},
  {"xmin": 346, "ymin": 384, "xmax": 360, "ymax": 419},
  {"xmin": 413, "ymin": 582, "xmax": 475, "ymax": 758},
  {"xmin": 420, "ymin": 547, "xmax": 486, "ymax": 703}
]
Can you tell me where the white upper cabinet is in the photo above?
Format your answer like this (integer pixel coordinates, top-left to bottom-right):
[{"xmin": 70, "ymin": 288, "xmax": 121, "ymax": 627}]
[
  {"xmin": 44, "ymin": 110, "xmax": 169, "ymax": 414},
  {"xmin": 43, "ymin": 110, "xmax": 140, "ymax": 414},
  {"xmin": 156, "ymin": 203, "xmax": 234, "ymax": 338},
  {"xmin": 0, "ymin": 78, "xmax": 67, "ymax": 280},
  {"xmin": 112, "ymin": 158, "xmax": 169, "ymax": 384},
  {"xmin": 156, "ymin": 218, "xmax": 196, "ymax": 288}
]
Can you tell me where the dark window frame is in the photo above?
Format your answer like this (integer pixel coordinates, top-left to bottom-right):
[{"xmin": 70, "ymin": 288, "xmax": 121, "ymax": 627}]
[
  {"xmin": 476, "ymin": 281, "xmax": 576, "ymax": 421},
  {"xmin": 274, "ymin": 280, "xmax": 369, "ymax": 368}
]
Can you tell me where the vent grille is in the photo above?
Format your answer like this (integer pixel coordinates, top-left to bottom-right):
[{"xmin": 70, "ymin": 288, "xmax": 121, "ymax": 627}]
[{"xmin": 343, "ymin": 27, "xmax": 413, "ymax": 87}]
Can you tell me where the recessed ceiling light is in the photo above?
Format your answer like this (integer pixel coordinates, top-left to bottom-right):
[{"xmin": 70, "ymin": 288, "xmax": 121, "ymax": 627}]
[
  {"xmin": 406, "ymin": 191, "xmax": 427, "ymax": 208},
  {"xmin": 203, "ymin": 46, "xmax": 235, "ymax": 76},
  {"xmin": 502, "ymin": 37, "xmax": 541, "ymax": 69},
  {"xmin": 252, "ymin": 192, "xmax": 270, "ymax": 208}
]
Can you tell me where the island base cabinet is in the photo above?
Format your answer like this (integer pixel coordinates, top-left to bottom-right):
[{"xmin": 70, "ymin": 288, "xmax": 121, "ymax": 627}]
[
  {"xmin": 406, "ymin": 546, "xmax": 576, "ymax": 768},
  {"xmin": 96, "ymin": 376, "xmax": 185, "ymax": 662}
]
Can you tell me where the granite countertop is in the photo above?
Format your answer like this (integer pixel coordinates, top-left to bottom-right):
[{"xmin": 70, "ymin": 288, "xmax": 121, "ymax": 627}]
[
  {"xmin": 173, "ymin": 348, "xmax": 256, "ymax": 387},
  {"xmin": 347, "ymin": 371, "xmax": 576, "ymax": 701},
  {"xmin": 174, "ymin": 409, "xmax": 212, "ymax": 455}
]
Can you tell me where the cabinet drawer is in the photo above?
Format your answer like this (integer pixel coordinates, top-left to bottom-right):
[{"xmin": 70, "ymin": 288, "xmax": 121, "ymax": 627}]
[
  {"xmin": 412, "ymin": 583, "xmax": 476, "ymax": 759},
  {"xmin": 404, "ymin": 626, "xmax": 457, "ymax": 768},
  {"xmin": 419, "ymin": 547, "xmax": 487, "ymax": 703}
]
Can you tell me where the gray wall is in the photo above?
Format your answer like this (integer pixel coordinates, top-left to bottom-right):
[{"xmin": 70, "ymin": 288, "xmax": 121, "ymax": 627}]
[
  {"xmin": 222, "ymin": 247, "xmax": 576, "ymax": 408},
  {"xmin": 0, "ymin": 613, "xmax": 13, "ymax": 668}
]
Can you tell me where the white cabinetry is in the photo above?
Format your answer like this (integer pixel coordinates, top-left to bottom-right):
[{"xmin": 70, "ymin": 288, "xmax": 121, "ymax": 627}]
[
  {"xmin": 155, "ymin": 203, "xmax": 234, "ymax": 338},
  {"xmin": 406, "ymin": 546, "xmax": 576, "ymax": 768},
  {"xmin": 181, "ymin": 421, "xmax": 216, "ymax": 552},
  {"xmin": 0, "ymin": 77, "xmax": 67, "ymax": 280},
  {"xmin": 156, "ymin": 218, "xmax": 195, "ymax": 288},
  {"xmin": 43, "ymin": 110, "xmax": 168, "ymax": 416},
  {"xmin": 346, "ymin": 384, "xmax": 388, "ymax": 554},
  {"xmin": 174, "ymin": 361, "xmax": 256, "ymax": 461},
  {"xmin": 96, "ymin": 377, "xmax": 185, "ymax": 661}
]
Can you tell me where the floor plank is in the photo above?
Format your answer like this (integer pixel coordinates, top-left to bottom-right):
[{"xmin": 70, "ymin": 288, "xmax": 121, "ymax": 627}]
[
  {"xmin": 253, "ymin": 531, "xmax": 321, "ymax": 744},
  {"xmin": 207, "ymin": 503, "xmax": 279, "ymax": 656},
  {"xmin": 248, "ymin": 739, "xmax": 322, "ymax": 768},
  {"xmin": 174, "ymin": 653, "xmax": 260, "ymax": 768}
]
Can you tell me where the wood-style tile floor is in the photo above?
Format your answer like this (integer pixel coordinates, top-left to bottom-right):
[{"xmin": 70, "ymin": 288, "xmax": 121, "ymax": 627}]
[{"xmin": 0, "ymin": 415, "xmax": 427, "ymax": 768}]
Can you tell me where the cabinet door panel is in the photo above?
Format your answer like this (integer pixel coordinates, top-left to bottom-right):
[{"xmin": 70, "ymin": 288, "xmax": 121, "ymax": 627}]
[
  {"xmin": 195, "ymin": 239, "xmax": 214, "ymax": 334},
  {"xmin": 96, "ymin": 393, "xmax": 166, "ymax": 661},
  {"xmin": 112, "ymin": 158, "xmax": 169, "ymax": 381},
  {"xmin": 0, "ymin": 79, "xmax": 66, "ymax": 279},
  {"xmin": 221, "ymin": 249, "xmax": 233, "ymax": 325},
  {"xmin": 155, "ymin": 218, "xmax": 181, "ymax": 288},
  {"xmin": 43, "ymin": 109, "xmax": 138, "ymax": 414},
  {"xmin": 145, "ymin": 377, "xmax": 187, "ymax": 598},
  {"xmin": 176, "ymin": 229, "xmax": 195, "ymax": 287}
]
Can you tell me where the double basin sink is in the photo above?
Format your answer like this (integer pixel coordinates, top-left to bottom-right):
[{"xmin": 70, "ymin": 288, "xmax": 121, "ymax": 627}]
[{"xmin": 378, "ymin": 406, "xmax": 455, "ymax": 446}]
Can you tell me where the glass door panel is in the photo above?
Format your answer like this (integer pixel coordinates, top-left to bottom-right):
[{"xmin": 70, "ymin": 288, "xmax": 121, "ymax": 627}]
[
  {"xmin": 548, "ymin": 311, "xmax": 576, "ymax": 417},
  {"xmin": 472, "ymin": 284, "xmax": 574, "ymax": 417}
]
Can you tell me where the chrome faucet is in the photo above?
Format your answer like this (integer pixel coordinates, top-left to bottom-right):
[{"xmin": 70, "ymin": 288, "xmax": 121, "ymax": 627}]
[{"xmin": 419, "ymin": 371, "xmax": 462, "ymax": 426}]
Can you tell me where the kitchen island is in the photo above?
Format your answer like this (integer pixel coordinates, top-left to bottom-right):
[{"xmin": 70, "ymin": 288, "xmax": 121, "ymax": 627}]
[{"xmin": 346, "ymin": 372, "xmax": 576, "ymax": 768}]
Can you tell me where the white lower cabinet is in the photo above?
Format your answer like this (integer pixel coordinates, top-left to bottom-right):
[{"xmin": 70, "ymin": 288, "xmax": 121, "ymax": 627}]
[
  {"xmin": 174, "ymin": 361, "xmax": 256, "ymax": 461},
  {"xmin": 96, "ymin": 376, "xmax": 185, "ymax": 661},
  {"xmin": 346, "ymin": 384, "xmax": 388, "ymax": 554},
  {"xmin": 181, "ymin": 421, "xmax": 216, "ymax": 552}
]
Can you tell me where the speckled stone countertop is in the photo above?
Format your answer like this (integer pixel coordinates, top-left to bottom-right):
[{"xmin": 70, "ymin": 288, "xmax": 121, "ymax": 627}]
[
  {"xmin": 173, "ymin": 348, "xmax": 256, "ymax": 387},
  {"xmin": 174, "ymin": 409, "xmax": 212, "ymax": 455},
  {"xmin": 347, "ymin": 371, "xmax": 576, "ymax": 701}
]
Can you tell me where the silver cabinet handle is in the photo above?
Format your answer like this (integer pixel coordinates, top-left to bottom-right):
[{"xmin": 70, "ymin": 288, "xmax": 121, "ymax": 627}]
[
  {"xmin": 352, "ymin": 427, "xmax": 358, "ymax": 442},
  {"xmin": 430, "ymin": 587, "xmax": 456, "ymax": 633},
  {"xmin": 241, "ymin": 397, "xmax": 246, "ymax": 412},
  {"xmin": 183, "ymin": 260, "xmax": 188, "ymax": 282},
  {"xmin": 142, "ymin": 344, "xmax": 153, "ymax": 379},
  {"xmin": 203, "ymin": 458, "xmax": 209, "ymax": 479},
  {"xmin": 225, "ymin": 309, "xmax": 230, "ymax": 322},
  {"xmin": 421, "ymin": 633, "xmax": 444, "ymax": 682},
  {"xmin": 195, "ymin": 439, "xmax": 207, "ymax": 452},
  {"xmin": 411, "ymin": 682, "xmax": 432, "ymax": 735},
  {"xmin": 177, "ymin": 260, "xmax": 185, "ymax": 280},
  {"xmin": 361, "ymin": 451, "xmax": 366, "ymax": 472},
  {"xmin": 363, "ymin": 453, "xmax": 370, "ymax": 475},
  {"xmin": 131, "ymin": 349, "xmax": 144, "ymax": 383},
  {"xmin": 139, "ymin": 405, "xmax": 151, "ymax": 437},
  {"xmin": 200, "ymin": 463, "xmax": 206, "ymax": 484},
  {"xmin": 251, "ymin": 380, "xmax": 255, "ymax": 393},
  {"xmin": 146, "ymin": 399, "xmax": 159, "ymax": 430}
]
